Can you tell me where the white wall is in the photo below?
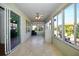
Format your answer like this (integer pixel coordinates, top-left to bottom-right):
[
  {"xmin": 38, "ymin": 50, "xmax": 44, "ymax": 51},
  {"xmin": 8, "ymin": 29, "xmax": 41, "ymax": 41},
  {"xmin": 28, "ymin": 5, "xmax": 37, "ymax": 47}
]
[
  {"xmin": 53, "ymin": 38, "xmax": 79, "ymax": 56},
  {"xmin": 45, "ymin": 21, "xmax": 52, "ymax": 43},
  {"xmin": 2, "ymin": 3, "xmax": 31, "ymax": 43},
  {"xmin": 20, "ymin": 17, "xmax": 31, "ymax": 43}
]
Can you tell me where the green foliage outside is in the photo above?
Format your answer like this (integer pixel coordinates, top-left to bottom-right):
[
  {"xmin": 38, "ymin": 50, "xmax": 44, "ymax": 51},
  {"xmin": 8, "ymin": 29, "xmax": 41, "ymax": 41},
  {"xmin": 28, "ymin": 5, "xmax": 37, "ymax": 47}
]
[
  {"xmin": 54, "ymin": 23, "xmax": 79, "ymax": 39},
  {"xmin": 64, "ymin": 25, "xmax": 74, "ymax": 36},
  {"xmin": 76, "ymin": 23, "xmax": 79, "ymax": 38},
  {"xmin": 57, "ymin": 25, "xmax": 74, "ymax": 36}
]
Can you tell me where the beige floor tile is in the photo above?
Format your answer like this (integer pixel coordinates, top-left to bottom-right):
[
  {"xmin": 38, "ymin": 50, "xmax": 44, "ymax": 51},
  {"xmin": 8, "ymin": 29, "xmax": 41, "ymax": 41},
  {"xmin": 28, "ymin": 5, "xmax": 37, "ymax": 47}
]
[{"xmin": 8, "ymin": 36, "xmax": 62, "ymax": 56}]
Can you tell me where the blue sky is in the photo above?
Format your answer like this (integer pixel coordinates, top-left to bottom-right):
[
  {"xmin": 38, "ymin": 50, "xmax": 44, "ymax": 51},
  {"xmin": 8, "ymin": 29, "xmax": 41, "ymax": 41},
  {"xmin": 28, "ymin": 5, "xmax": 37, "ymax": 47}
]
[
  {"xmin": 64, "ymin": 4, "xmax": 74, "ymax": 24},
  {"xmin": 77, "ymin": 3, "xmax": 79, "ymax": 23}
]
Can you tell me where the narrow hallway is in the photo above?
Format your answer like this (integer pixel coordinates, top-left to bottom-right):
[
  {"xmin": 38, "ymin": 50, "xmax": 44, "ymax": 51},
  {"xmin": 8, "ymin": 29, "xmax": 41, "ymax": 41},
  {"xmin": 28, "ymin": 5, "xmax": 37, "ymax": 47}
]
[{"xmin": 9, "ymin": 36, "xmax": 62, "ymax": 56}]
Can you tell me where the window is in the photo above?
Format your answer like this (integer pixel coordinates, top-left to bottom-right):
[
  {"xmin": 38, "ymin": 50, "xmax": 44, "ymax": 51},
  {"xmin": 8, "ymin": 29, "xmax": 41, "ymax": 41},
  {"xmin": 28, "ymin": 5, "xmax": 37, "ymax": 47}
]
[
  {"xmin": 76, "ymin": 3, "xmax": 79, "ymax": 45},
  {"xmin": 64, "ymin": 4, "xmax": 75, "ymax": 43},
  {"xmin": 58, "ymin": 12, "xmax": 63, "ymax": 38},
  {"xmin": 53, "ymin": 3, "xmax": 79, "ymax": 47},
  {"xmin": 54, "ymin": 16, "xmax": 58, "ymax": 37}
]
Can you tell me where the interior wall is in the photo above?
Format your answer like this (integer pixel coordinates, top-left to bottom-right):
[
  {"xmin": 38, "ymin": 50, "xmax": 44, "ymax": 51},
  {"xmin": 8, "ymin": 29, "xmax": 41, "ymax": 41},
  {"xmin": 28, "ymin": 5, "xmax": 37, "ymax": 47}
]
[
  {"xmin": 2, "ymin": 3, "xmax": 31, "ymax": 43},
  {"xmin": 20, "ymin": 17, "xmax": 31, "ymax": 43},
  {"xmin": 45, "ymin": 21, "xmax": 52, "ymax": 43},
  {"xmin": 53, "ymin": 38, "xmax": 79, "ymax": 56}
]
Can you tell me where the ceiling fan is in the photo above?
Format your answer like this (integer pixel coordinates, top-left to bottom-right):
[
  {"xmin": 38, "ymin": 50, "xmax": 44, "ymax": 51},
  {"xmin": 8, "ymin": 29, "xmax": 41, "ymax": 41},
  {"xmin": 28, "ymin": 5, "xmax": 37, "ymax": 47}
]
[{"xmin": 34, "ymin": 12, "xmax": 43, "ymax": 20}]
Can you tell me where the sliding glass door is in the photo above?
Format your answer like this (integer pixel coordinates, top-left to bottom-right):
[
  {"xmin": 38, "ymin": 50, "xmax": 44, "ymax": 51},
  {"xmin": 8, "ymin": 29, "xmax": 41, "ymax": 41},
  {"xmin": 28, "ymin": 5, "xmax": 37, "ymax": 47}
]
[
  {"xmin": 0, "ymin": 6, "xmax": 21, "ymax": 55},
  {"xmin": 0, "ymin": 6, "xmax": 5, "ymax": 55},
  {"xmin": 10, "ymin": 11, "xmax": 20, "ymax": 50}
]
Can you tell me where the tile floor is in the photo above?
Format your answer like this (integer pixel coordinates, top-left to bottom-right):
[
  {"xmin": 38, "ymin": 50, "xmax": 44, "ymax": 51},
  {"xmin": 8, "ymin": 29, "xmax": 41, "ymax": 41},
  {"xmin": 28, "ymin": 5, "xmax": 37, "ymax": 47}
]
[{"xmin": 8, "ymin": 36, "xmax": 62, "ymax": 56}]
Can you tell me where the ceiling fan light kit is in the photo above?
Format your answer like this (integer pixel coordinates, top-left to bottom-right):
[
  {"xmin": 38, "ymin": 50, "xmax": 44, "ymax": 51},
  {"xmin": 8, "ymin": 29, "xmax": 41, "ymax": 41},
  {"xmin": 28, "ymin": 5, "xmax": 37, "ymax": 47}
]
[{"xmin": 34, "ymin": 12, "xmax": 43, "ymax": 20}]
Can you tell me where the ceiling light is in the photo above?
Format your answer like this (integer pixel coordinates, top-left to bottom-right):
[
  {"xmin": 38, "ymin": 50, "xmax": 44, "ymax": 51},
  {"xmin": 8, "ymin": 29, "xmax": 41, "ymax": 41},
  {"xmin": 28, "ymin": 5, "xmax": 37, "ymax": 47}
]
[
  {"xmin": 35, "ymin": 17, "xmax": 38, "ymax": 19},
  {"xmin": 35, "ymin": 16, "xmax": 41, "ymax": 20},
  {"xmin": 34, "ymin": 13, "xmax": 43, "ymax": 20},
  {"xmin": 38, "ymin": 16, "xmax": 41, "ymax": 19}
]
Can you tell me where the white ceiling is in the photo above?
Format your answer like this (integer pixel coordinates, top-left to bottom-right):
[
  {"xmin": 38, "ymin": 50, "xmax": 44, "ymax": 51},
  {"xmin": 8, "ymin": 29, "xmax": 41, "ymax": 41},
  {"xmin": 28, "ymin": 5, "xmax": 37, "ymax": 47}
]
[{"xmin": 15, "ymin": 3, "xmax": 63, "ymax": 22}]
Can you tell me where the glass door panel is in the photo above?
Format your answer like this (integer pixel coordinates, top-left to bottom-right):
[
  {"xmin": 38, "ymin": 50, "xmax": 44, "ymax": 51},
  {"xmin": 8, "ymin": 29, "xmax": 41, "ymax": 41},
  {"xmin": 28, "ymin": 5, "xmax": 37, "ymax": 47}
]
[
  {"xmin": 0, "ymin": 6, "xmax": 5, "ymax": 55},
  {"xmin": 10, "ymin": 11, "xmax": 20, "ymax": 50}
]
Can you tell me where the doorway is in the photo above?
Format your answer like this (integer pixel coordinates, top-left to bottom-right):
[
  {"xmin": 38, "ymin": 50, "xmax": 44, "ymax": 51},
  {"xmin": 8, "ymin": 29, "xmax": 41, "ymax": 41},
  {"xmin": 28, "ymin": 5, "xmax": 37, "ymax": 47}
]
[{"xmin": 32, "ymin": 24, "xmax": 44, "ymax": 36}]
